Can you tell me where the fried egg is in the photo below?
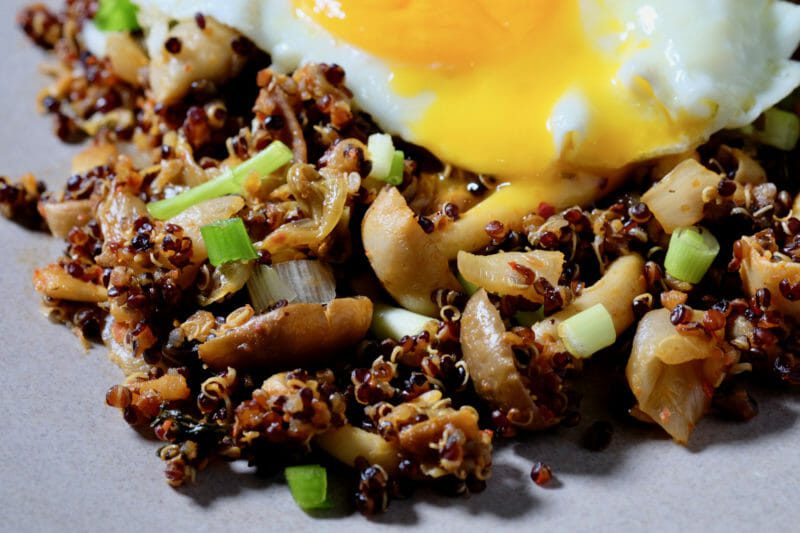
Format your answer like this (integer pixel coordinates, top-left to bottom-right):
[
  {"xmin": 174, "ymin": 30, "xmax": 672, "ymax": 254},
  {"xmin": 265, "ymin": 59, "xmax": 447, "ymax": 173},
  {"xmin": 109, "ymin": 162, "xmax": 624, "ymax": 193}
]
[{"xmin": 135, "ymin": 0, "xmax": 800, "ymax": 181}]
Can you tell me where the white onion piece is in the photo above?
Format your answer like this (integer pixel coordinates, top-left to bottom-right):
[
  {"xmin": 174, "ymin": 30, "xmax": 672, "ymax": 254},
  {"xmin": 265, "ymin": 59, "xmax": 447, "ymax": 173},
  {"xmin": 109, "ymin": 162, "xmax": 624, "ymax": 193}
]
[
  {"xmin": 275, "ymin": 260, "xmax": 337, "ymax": 304},
  {"xmin": 247, "ymin": 265, "xmax": 298, "ymax": 313}
]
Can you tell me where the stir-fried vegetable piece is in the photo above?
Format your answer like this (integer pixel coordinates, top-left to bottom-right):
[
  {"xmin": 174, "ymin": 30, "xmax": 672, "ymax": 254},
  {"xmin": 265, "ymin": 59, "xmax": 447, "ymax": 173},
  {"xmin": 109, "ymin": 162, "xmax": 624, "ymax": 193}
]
[
  {"xmin": 371, "ymin": 304, "xmax": 436, "ymax": 340},
  {"xmin": 366, "ymin": 133, "xmax": 395, "ymax": 181},
  {"xmin": 557, "ymin": 303, "xmax": 616, "ymax": 358},
  {"xmin": 200, "ymin": 218, "xmax": 258, "ymax": 267},
  {"xmin": 664, "ymin": 226, "xmax": 720, "ymax": 284},
  {"xmin": 514, "ymin": 308, "xmax": 544, "ymax": 327},
  {"xmin": 147, "ymin": 141, "xmax": 292, "ymax": 219},
  {"xmin": 641, "ymin": 159, "xmax": 721, "ymax": 234},
  {"xmin": 285, "ymin": 465, "xmax": 333, "ymax": 510},
  {"xmin": 93, "ymin": 0, "xmax": 140, "ymax": 32},
  {"xmin": 274, "ymin": 260, "xmax": 336, "ymax": 304},
  {"xmin": 247, "ymin": 265, "xmax": 298, "ymax": 312},
  {"xmin": 386, "ymin": 150, "xmax": 405, "ymax": 186},
  {"xmin": 457, "ymin": 271, "xmax": 479, "ymax": 296},
  {"xmin": 246, "ymin": 260, "xmax": 336, "ymax": 313},
  {"xmin": 626, "ymin": 308, "xmax": 729, "ymax": 443},
  {"xmin": 743, "ymin": 107, "xmax": 800, "ymax": 151},
  {"xmin": 456, "ymin": 249, "xmax": 564, "ymax": 303}
]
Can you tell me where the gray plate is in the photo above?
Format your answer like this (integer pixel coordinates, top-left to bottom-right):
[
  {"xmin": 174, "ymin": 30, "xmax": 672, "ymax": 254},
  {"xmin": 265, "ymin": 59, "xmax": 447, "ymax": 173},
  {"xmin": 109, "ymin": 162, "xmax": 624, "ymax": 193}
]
[{"xmin": 1, "ymin": 1, "xmax": 798, "ymax": 531}]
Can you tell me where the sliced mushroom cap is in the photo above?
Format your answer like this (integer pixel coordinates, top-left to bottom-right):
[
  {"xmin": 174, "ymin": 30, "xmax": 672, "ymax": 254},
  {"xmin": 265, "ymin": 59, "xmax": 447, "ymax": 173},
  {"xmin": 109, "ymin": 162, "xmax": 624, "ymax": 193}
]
[
  {"xmin": 550, "ymin": 253, "xmax": 646, "ymax": 334},
  {"xmin": 198, "ymin": 297, "xmax": 373, "ymax": 370},
  {"xmin": 532, "ymin": 254, "xmax": 646, "ymax": 356},
  {"xmin": 362, "ymin": 187, "xmax": 461, "ymax": 316},
  {"xmin": 461, "ymin": 289, "xmax": 544, "ymax": 429}
]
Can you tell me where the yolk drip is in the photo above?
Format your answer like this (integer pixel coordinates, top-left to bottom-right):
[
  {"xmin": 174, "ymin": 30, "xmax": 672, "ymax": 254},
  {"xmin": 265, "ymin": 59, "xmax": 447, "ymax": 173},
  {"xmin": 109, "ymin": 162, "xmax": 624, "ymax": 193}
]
[{"xmin": 294, "ymin": 0, "xmax": 708, "ymax": 180}]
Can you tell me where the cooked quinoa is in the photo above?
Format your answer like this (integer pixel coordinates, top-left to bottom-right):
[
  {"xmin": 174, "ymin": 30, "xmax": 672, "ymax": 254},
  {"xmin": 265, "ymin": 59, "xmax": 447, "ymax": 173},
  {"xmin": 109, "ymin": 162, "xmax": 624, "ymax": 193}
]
[{"xmin": 4, "ymin": 0, "xmax": 800, "ymax": 516}]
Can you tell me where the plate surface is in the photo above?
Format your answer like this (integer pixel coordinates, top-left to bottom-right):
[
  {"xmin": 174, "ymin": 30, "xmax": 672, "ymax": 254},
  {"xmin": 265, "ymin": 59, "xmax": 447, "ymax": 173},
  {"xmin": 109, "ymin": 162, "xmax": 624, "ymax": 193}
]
[{"xmin": 0, "ymin": 1, "xmax": 798, "ymax": 531}]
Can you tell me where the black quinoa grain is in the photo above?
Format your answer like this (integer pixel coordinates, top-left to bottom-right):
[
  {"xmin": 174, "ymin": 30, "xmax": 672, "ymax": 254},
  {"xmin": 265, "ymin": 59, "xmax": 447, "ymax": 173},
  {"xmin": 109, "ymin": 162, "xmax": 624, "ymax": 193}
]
[
  {"xmin": 717, "ymin": 179, "xmax": 737, "ymax": 197},
  {"xmin": 194, "ymin": 12, "xmax": 207, "ymax": 29},
  {"xmin": 165, "ymin": 37, "xmax": 182, "ymax": 54},
  {"xmin": 322, "ymin": 63, "xmax": 346, "ymax": 85},
  {"xmin": 629, "ymin": 202, "xmax": 651, "ymax": 223},
  {"xmin": 755, "ymin": 288, "xmax": 771, "ymax": 309},
  {"xmin": 670, "ymin": 304, "xmax": 691, "ymax": 325},
  {"xmin": 417, "ymin": 215, "xmax": 434, "ymax": 234}
]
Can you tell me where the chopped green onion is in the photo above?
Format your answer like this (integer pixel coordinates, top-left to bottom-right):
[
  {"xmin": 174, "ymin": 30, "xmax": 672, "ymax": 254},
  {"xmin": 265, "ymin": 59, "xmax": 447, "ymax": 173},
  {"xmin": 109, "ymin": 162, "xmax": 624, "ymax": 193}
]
[
  {"xmin": 371, "ymin": 304, "xmax": 436, "ymax": 340},
  {"xmin": 200, "ymin": 218, "xmax": 258, "ymax": 267},
  {"xmin": 147, "ymin": 141, "xmax": 292, "ymax": 220},
  {"xmin": 747, "ymin": 108, "xmax": 800, "ymax": 151},
  {"xmin": 664, "ymin": 226, "xmax": 720, "ymax": 284},
  {"xmin": 557, "ymin": 303, "xmax": 616, "ymax": 359},
  {"xmin": 385, "ymin": 150, "xmax": 405, "ymax": 186},
  {"xmin": 457, "ymin": 271, "xmax": 479, "ymax": 296},
  {"xmin": 247, "ymin": 264, "xmax": 297, "ymax": 312},
  {"xmin": 93, "ymin": 0, "xmax": 140, "ymax": 32},
  {"xmin": 514, "ymin": 307, "xmax": 544, "ymax": 327},
  {"xmin": 285, "ymin": 465, "xmax": 333, "ymax": 510},
  {"xmin": 367, "ymin": 133, "xmax": 395, "ymax": 180}
]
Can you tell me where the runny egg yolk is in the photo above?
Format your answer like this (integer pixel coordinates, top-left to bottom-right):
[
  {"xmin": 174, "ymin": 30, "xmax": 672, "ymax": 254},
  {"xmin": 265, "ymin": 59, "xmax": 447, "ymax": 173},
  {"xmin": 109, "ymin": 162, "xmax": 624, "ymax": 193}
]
[{"xmin": 294, "ymin": 0, "xmax": 709, "ymax": 180}]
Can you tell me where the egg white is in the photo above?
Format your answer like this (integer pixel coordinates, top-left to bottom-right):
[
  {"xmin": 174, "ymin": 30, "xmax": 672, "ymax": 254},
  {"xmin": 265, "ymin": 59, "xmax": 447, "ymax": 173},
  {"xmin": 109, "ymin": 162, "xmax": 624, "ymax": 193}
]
[{"xmin": 134, "ymin": 0, "xmax": 800, "ymax": 174}]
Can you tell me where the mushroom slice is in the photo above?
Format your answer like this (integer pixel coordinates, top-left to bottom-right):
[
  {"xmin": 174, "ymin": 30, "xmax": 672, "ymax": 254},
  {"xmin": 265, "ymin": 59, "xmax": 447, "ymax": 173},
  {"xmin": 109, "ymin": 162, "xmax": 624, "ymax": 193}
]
[
  {"xmin": 530, "ymin": 254, "xmax": 646, "ymax": 359},
  {"xmin": 198, "ymin": 297, "xmax": 373, "ymax": 370},
  {"xmin": 362, "ymin": 187, "xmax": 461, "ymax": 316},
  {"xmin": 548, "ymin": 254, "xmax": 646, "ymax": 334},
  {"xmin": 461, "ymin": 289, "xmax": 545, "ymax": 429}
]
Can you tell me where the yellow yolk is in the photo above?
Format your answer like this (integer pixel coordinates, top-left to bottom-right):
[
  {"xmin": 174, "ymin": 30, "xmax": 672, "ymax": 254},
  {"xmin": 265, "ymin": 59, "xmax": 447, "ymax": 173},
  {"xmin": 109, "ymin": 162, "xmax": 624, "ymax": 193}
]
[{"xmin": 294, "ymin": 0, "xmax": 709, "ymax": 180}]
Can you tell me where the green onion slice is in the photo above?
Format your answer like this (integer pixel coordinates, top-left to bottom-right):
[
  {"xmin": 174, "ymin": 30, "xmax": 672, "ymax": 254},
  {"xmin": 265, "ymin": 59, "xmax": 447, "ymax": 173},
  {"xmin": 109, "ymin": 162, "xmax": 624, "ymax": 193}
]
[
  {"xmin": 200, "ymin": 218, "xmax": 258, "ymax": 267},
  {"xmin": 93, "ymin": 0, "xmax": 141, "ymax": 32},
  {"xmin": 664, "ymin": 226, "xmax": 720, "ymax": 284},
  {"xmin": 457, "ymin": 271, "xmax": 479, "ymax": 296},
  {"xmin": 748, "ymin": 108, "xmax": 800, "ymax": 151},
  {"xmin": 557, "ymin": 303, "xmax": 616, "ymax": 359},
  {"xmin": 371, "ymin": 304, "xmax": 436, "ymax": 340},
  {"xmin": 147, "ymin": 141, "xmax": 292, "ymax": 220},
  {"xmin": 514, "ymin": 307, "xmax": 545, "ymax": 327},
  {"xmin": 285, "ymin": 465, "xmax": 333, "ymax": 510},
  {"xmin": 367, "ymin": 133, "xmax": 395, "ymax": 180},
  {"xmin": 385, "ymin": 150, "xmax": 405, "ymax": 186}
]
